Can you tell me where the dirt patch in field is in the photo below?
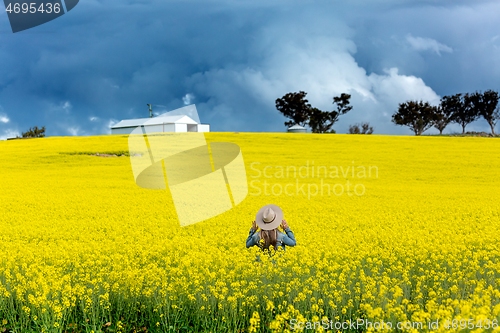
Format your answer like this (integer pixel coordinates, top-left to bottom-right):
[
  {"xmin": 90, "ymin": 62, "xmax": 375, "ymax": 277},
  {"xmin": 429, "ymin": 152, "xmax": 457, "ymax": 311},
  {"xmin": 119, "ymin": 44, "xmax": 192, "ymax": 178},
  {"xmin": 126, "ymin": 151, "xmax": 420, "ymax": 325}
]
[{"xmin": 90, "ymin": 153, "xmax": 142, "ymax": 157}]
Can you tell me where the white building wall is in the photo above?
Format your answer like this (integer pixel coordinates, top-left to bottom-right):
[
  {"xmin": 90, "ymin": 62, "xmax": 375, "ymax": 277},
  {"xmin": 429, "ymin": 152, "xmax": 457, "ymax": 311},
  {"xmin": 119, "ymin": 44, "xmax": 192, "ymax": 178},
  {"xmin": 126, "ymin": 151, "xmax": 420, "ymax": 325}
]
[
  {"xmin": 163, "ymin": 124, "xmax": 175, "ymax": 132},
  {"xmin": 175, "ymin": 123, "xmax": 188, "ymax": 132},
  {"xmin": 198, "ymin": 124, "xmax": 210, "ymax": 132},
  {"xmin": 112, "ymin": 122, "xmax": 210, "ymax": 134},
  {"xmin": 143, "ymin": 124, "xmax": 163, "ymax": 135}
]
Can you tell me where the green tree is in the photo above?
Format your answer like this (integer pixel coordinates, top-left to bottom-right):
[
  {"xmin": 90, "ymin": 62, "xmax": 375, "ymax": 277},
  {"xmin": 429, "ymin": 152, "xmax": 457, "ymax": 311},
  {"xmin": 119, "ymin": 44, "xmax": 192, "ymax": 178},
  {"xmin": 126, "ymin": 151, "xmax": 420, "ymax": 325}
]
[
  {"xmin": 432, "ymin": 104, "xmax": 453, "ymax": 135},
  {"xmin": 18, "ymin": 126, "xmax": 46, "ymax": 138},
  {"xmin": 469, "ymin": 90, "xmax": 499, "ymax": 135},
  {"xmin": 392, "ymin": 101, "xmax": 436, "ymax": 135},
  {"xmin": 349, "ymin": 122, "xmax": 373, "ymax": 134},
  {"xmin": 275, "ymin": 91, "xmax": 312, "ymax": 128},
  {"xmin": 309, "ymin": 108, "xmax": 333, "ymax": 133},
  {"xmin": 309, "ymin": 93, "xmax": 353, "ymax": 133},
  {"xmin": 332, "ymin": 93, "xmax": 353, "ymax": 123},
  {"xmin": 442, "ymin": 93, "xmax": 480, "ymax": 134}
]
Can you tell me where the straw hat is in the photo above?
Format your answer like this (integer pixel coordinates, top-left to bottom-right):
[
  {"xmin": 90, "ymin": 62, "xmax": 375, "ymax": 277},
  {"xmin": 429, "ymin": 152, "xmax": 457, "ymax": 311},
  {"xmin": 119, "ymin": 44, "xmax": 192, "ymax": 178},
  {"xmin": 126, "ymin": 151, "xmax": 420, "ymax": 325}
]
[{"xmin": 255, "ymin": 204, "xmax": 283, "ymax": 230}]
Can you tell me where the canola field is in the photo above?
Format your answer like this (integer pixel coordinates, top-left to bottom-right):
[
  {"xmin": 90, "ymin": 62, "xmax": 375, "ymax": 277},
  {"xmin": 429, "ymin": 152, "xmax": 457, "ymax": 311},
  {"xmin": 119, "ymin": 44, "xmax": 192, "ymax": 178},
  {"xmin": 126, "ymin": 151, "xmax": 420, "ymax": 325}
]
[{"xmin": 1, "ymin": 133, "xmax": 500, "ymax": 333}]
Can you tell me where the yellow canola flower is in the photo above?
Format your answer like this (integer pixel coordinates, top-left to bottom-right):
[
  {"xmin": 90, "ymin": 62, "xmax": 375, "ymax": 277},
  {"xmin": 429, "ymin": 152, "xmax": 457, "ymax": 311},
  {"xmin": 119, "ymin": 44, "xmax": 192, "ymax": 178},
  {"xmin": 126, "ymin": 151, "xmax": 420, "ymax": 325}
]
[{"xmin": 0, "ymin": 133, "xmax": 499, "ymax": 331}]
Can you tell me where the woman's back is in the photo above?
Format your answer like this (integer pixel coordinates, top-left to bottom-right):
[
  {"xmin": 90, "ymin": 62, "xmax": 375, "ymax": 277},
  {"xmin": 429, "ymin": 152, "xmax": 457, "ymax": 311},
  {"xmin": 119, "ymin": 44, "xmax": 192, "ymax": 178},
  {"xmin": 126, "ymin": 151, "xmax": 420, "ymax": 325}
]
[
  {"xmin": 246, "ymin": 204, "xmax": 297, "ymax": 258},
  {"xmin": 246, "ymin": 213, "xmax": 296, "ymax": 255}
]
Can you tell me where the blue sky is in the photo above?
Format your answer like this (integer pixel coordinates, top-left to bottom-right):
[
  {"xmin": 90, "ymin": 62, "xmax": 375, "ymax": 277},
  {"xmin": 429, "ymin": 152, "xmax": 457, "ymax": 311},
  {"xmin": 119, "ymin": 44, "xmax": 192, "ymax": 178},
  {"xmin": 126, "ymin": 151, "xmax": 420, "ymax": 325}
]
[{"xmin": 1, "ymin": 0, "xmax": 499, "ymax": 138}]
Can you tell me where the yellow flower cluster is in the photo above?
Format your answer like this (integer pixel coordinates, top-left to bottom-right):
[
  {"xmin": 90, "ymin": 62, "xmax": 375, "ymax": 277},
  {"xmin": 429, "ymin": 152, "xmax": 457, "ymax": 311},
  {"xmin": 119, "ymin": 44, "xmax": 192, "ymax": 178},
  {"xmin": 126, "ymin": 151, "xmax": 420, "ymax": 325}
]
[{"xmin": 0, "ymin": 133, "xmax": 499, "ymax": 332}]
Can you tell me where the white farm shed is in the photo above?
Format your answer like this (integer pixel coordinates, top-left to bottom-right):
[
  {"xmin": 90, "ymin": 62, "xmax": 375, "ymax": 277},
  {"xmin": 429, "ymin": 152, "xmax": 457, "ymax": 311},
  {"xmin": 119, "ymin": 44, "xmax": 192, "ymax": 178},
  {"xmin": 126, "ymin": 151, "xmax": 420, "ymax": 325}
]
[{"xmin": 110, "ymin": 115, "xmax": 210, "ymax": 135}]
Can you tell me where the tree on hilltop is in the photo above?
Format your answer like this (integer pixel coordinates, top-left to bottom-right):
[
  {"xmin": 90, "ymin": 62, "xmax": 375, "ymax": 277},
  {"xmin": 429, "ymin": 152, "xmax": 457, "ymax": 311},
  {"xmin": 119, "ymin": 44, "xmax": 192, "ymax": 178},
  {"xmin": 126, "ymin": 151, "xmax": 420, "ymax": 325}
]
[
  {"xmin": 276, "ymin": 91, "xmax": 352, "ymax": 133},
  {"xmin": 349, "ymin": 122, "xmax": 374, "ymax": 134},
  {"xmin": 275, "ymin": 91, "xmax": 312, "ymax": 128},
  {"xmin": 469, "ymin": 90, "xmax": 499, "ymax": 135},
  {"xmin": 392, "ymin": 101, "xmax": 436, "ymax": 135},
  {"xmin": 332, "ymin": 93, "xmax": 353, "ymax": 123},
  {"xmin": 432, "ymin": 104, "xmax": 453, "ymax": 135},
  {"xmin": 442, "ymin": 93, "xmax": 480, "ymax": 134},
  {"xmin": 308, "ymin": 107, "xmax": 332, "ymax": 133},
  {"xmin": 308, "ymin": 93, "xmax": 352, "ymax": 133},
  {"xmin": 17, "ymin": 126, "xmax": 46, "ymax": 138}
]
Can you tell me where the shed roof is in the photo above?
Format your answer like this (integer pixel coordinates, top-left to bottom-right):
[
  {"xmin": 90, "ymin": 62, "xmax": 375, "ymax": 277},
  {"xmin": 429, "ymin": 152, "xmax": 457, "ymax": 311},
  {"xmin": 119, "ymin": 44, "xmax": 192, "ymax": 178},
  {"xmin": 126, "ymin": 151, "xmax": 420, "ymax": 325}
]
[
  {"xmin": 288, "ymin": 124, "xmax": 306, "ymax": 129},
  {"xmin": 111, "ymin": 115, "xmax": 198, "ymax": 129}
]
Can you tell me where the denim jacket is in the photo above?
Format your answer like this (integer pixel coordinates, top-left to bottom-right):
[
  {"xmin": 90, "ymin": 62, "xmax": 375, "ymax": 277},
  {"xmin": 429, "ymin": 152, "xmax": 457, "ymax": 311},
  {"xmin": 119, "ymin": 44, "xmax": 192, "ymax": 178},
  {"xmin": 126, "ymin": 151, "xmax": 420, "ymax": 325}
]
[{"xmin": 246, "ymin": 227, "xmax": 297, "ymax": 254}]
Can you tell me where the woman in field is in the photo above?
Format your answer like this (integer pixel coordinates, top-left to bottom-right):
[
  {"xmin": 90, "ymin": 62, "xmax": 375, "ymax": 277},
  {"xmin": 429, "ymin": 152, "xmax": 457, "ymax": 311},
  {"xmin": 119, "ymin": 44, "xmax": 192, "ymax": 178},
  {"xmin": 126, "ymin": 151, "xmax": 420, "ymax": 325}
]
[{"xmin": 246, "ymin": 205, "xmax": 296, "ymax": 261}]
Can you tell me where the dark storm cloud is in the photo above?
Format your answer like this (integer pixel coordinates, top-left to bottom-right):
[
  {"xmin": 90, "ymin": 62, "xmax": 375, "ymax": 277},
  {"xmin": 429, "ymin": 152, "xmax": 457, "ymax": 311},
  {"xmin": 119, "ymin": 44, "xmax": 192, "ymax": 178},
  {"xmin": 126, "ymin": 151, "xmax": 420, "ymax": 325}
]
[{"xmin": 0, "ymin": 0, "xmax": 499, "ymax": 139}]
